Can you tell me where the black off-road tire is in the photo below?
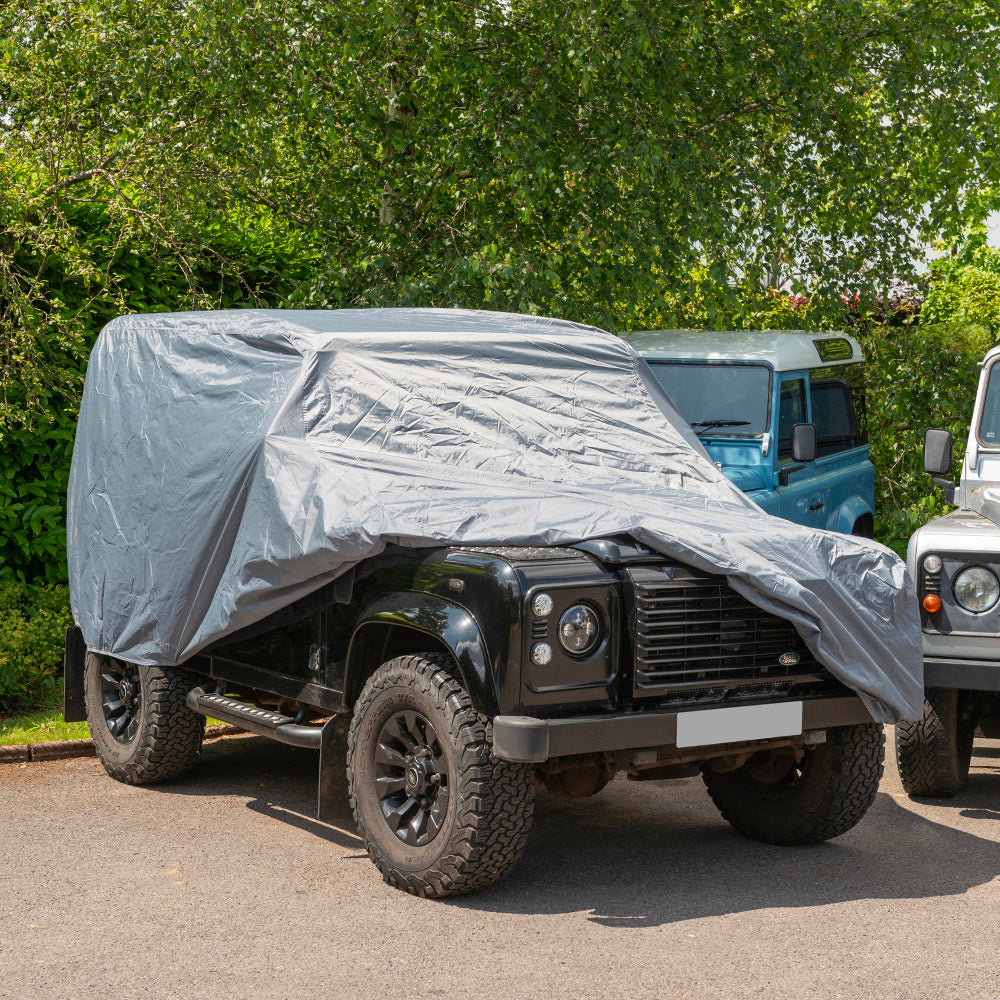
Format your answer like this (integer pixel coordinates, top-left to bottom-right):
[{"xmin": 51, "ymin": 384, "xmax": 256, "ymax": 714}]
[
  {"xmin": 702, "ymin": 723, "xmax": 885, "ymax": 845},
  {"xmin": 347, "ymin": 654, "xmax": 535, "ymax": 898},
  {"xmin": 84, "ymin": 651, "xmax": 204, "ymax": 785},
  {"xmin": 895, "ymin": 687, "xmax": 976, "ymax": 797}
]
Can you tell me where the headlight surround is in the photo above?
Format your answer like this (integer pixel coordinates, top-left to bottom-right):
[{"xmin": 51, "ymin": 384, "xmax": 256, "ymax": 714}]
[
  {"xmin": 557, "ymin": 604, "xmax": 601, "ymax": 656},
  {"xmin": 953, "ymin": 566, "xmax": 1000, "ymax": 613}
]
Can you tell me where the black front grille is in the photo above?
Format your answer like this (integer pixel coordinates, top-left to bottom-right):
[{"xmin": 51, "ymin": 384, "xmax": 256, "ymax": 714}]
[{"xmin": 630, "ymin": 566, "xmax": 822, "ymax": 696}]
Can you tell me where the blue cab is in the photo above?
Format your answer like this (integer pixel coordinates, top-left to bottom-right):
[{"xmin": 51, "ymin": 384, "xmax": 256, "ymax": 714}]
[{"xmin": 630, "ymin": 329, "xmax": 875, "ymax": 537}]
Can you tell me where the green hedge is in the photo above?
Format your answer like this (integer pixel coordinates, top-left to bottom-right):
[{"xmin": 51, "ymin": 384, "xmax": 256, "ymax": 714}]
[
  {"xmin": 1, "ymin": 205, "xmax": 320, "ymax": 585},
  {"xmin": 0, "ymin": 582, "xmax": 72, "ymax": 714},
  {"xmin": 858, "ymin": 239, "xmax": 1000, "ymax": 554}
]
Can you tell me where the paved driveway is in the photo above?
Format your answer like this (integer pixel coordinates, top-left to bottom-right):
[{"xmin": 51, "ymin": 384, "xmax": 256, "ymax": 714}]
[{"xmin": 1, "ymin": 732, "xmax": 998, "ymax": 1000}]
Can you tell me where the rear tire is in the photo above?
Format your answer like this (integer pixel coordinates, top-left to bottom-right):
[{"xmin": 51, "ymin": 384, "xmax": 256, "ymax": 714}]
[
  {"xmin": 84, "ymin": 651, "xmax": 204, "ymax": 784},
  {"xmin": 348, "ymin": 654, "xmax": 535, "ymax": 897},
  {"xmin": 702, "ymin": 723, "xmax": 884, "ymax": 844},
  {"xmin": 895, "ymin": 687, "xmax": 976, "ymax": 797}
]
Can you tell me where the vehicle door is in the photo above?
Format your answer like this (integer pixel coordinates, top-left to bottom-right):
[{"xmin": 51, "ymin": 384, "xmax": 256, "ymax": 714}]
[
  {"xmin": 807, "ymin": 364, "xmax": 874, "ymax": 534},
  {"xmin": 774, "ymin": 374, "xmax": 827, "ymax": 529}
]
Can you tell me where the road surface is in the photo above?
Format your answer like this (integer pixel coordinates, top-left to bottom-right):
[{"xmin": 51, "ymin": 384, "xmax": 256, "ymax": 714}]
[{"xmin": 1, "ymin": 732, "xmax": 998, "ymax": 1000}]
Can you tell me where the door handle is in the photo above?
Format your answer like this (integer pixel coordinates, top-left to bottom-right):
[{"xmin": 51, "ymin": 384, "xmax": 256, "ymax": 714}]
[{"xmin": 809, "ymin": 501, "xmax": 824, "ymax": 511}]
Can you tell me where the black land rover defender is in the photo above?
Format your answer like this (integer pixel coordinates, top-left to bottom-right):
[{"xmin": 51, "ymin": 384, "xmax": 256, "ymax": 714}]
[{"xmin": 65, "ymin": 535, "xmax": 882, "ymax": 898}]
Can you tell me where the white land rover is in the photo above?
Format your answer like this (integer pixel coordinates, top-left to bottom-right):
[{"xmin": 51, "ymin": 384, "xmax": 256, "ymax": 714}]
[{"xmin": 899, "ymin": 345, "xmax": 1000, "ymax": 795}]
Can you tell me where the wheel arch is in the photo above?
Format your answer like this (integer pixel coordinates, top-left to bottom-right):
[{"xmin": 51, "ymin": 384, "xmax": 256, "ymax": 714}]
[
  {"xmin": 827, "ymin": 494, "xmax": 874, "ymax": 536},
  {"xmin": 851, "ymin": 512, "xmax": 874, "ymax": 538},
  {"xmin": 344, "ymin": 595, "xmax": 499, "ymax": 716}
]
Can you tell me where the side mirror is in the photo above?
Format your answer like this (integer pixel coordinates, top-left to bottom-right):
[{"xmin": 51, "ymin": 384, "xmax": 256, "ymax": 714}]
[
  {"xmin": 778, "ymin": 424, "xmax": 817, "ymax": 486},
  {"xmin": 791, "ymin": 423, "xmax": 817, "ymax": 464},
  {"xmin": 924, "ymin": 428, "xmax": 956, "ymax": 504},
  {"xmin": 923, "ymin": 428, "xmax": 953, "ymax": 476}
]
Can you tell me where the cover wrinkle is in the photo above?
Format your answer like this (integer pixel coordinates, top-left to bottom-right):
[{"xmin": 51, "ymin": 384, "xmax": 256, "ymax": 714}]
[{"xmin": 67, "ymin": 308, "xmax": 922, "ymax": 721}]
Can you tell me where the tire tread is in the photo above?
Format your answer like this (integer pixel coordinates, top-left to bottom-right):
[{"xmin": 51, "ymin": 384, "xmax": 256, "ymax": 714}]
[
  {"xmin": 895, "ymin": 687, "xmax": 973, "ymax": 798},
  {"xmin": 85, "ymin": 655, "xmax": 203, "ymax": 785},
  {"xmin": 347, "ymin": 654, "xmax": 534, "ymax": 898},
  {"xmin": 703, "ymin": 723, "xmax": 884, "ymax": 845}
]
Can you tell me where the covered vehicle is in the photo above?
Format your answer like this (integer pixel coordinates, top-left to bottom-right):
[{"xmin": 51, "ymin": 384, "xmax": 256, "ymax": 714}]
[{"xmin": 65, "ymin": 309, "xmax": 921, "ymax": 896}]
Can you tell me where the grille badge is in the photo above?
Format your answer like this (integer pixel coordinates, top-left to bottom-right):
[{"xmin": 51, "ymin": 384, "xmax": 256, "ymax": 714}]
[{"xmin": 778, "ymin": 652, "xmax": 800, "ymax": 666}]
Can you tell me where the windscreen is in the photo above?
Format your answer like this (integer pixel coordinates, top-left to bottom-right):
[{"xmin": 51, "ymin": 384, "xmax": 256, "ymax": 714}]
[
  {"xmin": 647, "ymin": 361, "xmax": 770, "ymax": 436},
  {"xmin": 978, "ymin": 360, "xmax": 1000, "ymax": 447}
]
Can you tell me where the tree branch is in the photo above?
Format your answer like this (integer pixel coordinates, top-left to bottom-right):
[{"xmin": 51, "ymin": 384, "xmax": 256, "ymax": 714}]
[
  {"xmin": 40, "ymin": 154, "xmax": 117, "ymax": 197},
  {"xmin": 677, "ymin": 99, "xmax": 778, "ymax": 140}
]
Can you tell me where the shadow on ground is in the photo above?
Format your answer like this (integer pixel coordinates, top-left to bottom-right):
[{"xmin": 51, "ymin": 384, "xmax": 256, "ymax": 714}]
[
  {"xmin": 911, "ymin": 745, "xmax": 1000, "ymax": 823},
  {"xmin": 157, "ymin": 733, "xmax": 364, "ymax": 850},
  {"xmin": 153, "ymin": 733, "xmax": 1000, "ymax": 926}
]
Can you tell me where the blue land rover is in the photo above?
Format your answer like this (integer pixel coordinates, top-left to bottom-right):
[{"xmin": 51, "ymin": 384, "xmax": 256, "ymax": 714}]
[{"xmin": 630, "ymin": 330, "xmax": 874, "ymax": 537}]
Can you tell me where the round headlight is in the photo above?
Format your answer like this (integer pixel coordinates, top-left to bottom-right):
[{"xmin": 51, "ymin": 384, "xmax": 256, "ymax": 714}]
[
  {"xmin": 953, "ymin": 566, "xmax": 1000, "ymax": 613},
  {"xmin": 558, "ymin": 604, "xmax": 601, "ymax": 655}
]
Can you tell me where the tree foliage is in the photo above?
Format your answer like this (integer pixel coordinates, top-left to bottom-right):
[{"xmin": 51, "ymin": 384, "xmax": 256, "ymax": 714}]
[
  {"xmin": 1, "ymin": 1, "xmax": 999, "ymax": 581},
  {"xmin": 3, "ymin": 2, "xmax": 998, "ymax": 398},
  {"xmin": 0, "ymin": 582, "xmax": 71, "ymax": 712}
]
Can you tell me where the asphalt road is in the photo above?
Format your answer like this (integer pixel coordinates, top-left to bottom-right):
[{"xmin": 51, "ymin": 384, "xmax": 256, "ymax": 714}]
[{"xmin": 1, "ymin": 732, "xmax": 998, "ymax": 1000}]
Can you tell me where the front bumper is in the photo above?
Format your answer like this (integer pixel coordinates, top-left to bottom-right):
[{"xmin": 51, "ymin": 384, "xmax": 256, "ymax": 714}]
[
  {"xmin": 492, "ymin": 694, "xmax": 873, "ymax": 763},
  {"xmin": 924, "ymin": 656, "xmax": 1000, "ymax": 693}
]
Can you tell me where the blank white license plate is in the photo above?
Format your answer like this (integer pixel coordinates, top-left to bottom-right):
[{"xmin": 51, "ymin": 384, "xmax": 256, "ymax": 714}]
[{"xmin": 675, "ymin": 701, "xmax": 803, "ymax": 749}]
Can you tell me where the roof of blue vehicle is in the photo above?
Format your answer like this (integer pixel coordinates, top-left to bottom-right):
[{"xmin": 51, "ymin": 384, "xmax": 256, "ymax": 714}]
[{"xmin": 626, "ymin": 329, "xmax": 863, "ymax": 371}]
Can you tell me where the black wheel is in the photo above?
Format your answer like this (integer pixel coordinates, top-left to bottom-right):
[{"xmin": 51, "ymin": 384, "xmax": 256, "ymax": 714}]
[
  {"xmin": 895, "ymin": 687, "xmax": 976, "ymax": 797},
  {"xmin": 84, "ymin": 651, "xmax": 204, "ymax": 784},
  {"xmin": 347, "ymin": 654, "xmax": 535, "ymax": 898},
  {"xmin": 701, "ymin": 723, "xmax": 885, "ymax": 845}
]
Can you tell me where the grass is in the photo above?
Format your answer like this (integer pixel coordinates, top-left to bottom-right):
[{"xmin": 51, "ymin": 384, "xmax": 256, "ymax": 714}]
[
  {"xmin": 0, "ymin": 708, "xmax": 90, "ymax": 746},
  {"xmin": 0, "ymin": 706, "xmax": 232, "ymax": 746}
]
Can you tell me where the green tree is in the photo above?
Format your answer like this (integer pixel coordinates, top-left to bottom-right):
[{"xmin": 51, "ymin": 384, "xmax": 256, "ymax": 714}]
[
  {"xmin": 2, "ymin": 1, "xmax": 999, "ymax": 578},
  {"xmin": 4, "ymin": 2, "xmax": 998, "ymax": 395}
]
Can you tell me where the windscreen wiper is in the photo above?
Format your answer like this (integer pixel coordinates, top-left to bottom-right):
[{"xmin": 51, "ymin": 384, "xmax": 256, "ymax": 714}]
[{"xmin": 690, "ymin": 419, "xmax": 751, "ymax": 435}]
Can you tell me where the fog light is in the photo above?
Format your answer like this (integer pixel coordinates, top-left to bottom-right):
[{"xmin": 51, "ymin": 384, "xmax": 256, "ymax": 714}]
[
  {"xmin": 922, "ymin": 594, "xmax": 942, "ymax": 614},
  {"xmin": 530, "ymin": 642, "xmax": 553, "ymax": 666}
]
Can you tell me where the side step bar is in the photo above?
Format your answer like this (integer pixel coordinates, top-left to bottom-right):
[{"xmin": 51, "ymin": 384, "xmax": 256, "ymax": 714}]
[
  {"xmin": 186, "ymin": 687, "xmax": 323, "ymax": 749},
  {"xmin": 185, "ymin": 686, "xmax": 352, "ymax": 824}
]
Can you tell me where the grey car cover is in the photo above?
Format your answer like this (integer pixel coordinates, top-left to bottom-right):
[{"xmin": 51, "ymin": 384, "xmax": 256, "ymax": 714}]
[{"xmin": 67, "ymin": 308, "xmax": 922, "ymax": 722}]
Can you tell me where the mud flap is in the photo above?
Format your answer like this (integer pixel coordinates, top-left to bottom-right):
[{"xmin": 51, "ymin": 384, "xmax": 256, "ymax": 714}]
[
  {"xmin": 63, "ymin": 626, "xmax": 87, "ymax": 723},
  {"xmin": 318, "ymin": 714, "xmax": 353, "ymax": 824}
]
